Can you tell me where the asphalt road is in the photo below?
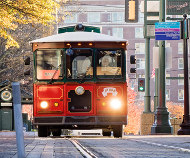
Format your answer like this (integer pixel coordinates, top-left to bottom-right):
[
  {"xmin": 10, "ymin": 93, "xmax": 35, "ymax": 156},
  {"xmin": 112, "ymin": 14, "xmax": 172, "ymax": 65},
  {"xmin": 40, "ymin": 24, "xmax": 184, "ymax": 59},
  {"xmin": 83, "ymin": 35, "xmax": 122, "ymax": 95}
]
[{"xmin": 0, "ymin": 132, "xmax": 190, "ymax": 158}]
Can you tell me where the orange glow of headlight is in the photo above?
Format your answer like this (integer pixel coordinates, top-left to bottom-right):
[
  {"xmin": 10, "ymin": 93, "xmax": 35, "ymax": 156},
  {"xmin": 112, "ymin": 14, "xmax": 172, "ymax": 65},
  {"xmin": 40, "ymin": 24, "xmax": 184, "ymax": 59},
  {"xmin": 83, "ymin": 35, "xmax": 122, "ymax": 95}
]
[
  {"xmin": 78, "ymin": 43, "xmax": 82, "ymax": 46},
  {"xmin": 102, "ymin": 102, "xmax": 106, "ymax": 106},
  {"xmin": 110, "ymin": 99, "xmax": 122, "ymax": 110}
]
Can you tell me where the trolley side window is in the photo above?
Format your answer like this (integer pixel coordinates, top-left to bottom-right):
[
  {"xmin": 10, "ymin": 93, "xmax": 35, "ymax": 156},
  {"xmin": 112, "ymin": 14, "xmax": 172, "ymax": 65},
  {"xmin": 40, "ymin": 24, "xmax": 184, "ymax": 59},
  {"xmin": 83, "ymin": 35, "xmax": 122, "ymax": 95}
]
[
  {"xmin": 36, "ymin": 49, "xmax": 63, "ymax": 80},
  {"xmin": 66, "ymin": 49, "xmax": 93, "ymax": 79},
  {"xmin": 96, "ymin": 49, "xmax": 123, "ymax": 79}
]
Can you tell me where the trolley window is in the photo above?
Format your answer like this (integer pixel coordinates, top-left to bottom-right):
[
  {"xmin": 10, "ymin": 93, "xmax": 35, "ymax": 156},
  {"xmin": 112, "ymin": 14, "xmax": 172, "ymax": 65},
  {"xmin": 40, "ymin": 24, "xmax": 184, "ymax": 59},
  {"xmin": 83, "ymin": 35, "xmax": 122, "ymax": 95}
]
[
  {"xmin": 96, "ymin": 49, "xmax": 123, "ymax": 79},
  {"xmin": 66, "ymin": 49, "xmax": 93, "ymax": 79},
  {"xmin": 36, "ymin": 49, "xmax": 63, "ymax": 80}
]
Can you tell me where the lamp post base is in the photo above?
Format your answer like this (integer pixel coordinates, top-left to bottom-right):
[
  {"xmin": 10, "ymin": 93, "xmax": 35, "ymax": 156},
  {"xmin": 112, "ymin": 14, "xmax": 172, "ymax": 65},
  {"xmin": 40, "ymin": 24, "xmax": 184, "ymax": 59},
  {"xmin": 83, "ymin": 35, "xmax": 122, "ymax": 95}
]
[
  {"xmin": 151, "ymin": 107, "xmax": 173, "ymax": 134},
  {"xmin": 177, "ymin": 115, "xmax": 190, "ymax": 135}
]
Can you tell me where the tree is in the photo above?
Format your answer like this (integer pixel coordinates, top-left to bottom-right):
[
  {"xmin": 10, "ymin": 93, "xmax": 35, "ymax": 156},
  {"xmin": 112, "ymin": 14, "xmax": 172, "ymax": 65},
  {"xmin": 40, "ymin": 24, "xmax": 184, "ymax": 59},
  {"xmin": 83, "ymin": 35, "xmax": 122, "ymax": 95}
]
[
  {"xmin": 124, "ymin": 86, "xmax": 144, "ymax": 135},
  {"xmin": 0, "ymin": 0, "xmax": 70, "ymax": 93},
  {"xmin": 0, "ymin": 0, "xmax": 69, "ymax": 49},
  {"xmin": 167, "ymin": 102, "xmax": 183, "ymax": 119}
]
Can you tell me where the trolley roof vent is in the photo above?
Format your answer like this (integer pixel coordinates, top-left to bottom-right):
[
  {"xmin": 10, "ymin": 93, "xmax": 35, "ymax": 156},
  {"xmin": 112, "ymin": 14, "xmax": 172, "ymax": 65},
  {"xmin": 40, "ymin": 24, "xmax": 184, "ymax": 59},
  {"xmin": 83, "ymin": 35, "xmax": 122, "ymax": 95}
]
[{"xmin": 75, "ymin": 24, "xmax": 85, "ymax": 31}]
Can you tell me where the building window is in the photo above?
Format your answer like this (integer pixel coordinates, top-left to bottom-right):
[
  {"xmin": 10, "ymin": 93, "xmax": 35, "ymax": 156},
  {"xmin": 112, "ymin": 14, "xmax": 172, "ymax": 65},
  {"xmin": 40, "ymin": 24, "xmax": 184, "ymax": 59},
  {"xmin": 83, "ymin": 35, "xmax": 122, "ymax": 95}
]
[
  {"xmin": 137, "ymin": 74, "xmax": 145, "ymax": 78},
  {"xmin": 64, "ymin": 14, "xmax": 77, "ymax": 23},
  {"xmin": 107, "ymin": 30, "xmax": 111, "ymax": 36},
  {"xmin": 178, "ymin": 43, "xmax": 183, "ymax": 54},
  {"xmin": 166, "ymin": 89, "xmax": 170, "ymax": 100},
  {"xmin": 166, "ymin": 74, "xmax": 170, "ymax": 85},
  {"xmin": 111, "ymin": 12, "xmax": 124, "ymax": 23},
  {"xmin": 129, "ymin": 79, "xmax": 136, "ymax": 90},
  {"xmin": 138, "ymin": 11, "xmax": 144, "ymax": 23},
  {"xmin": 112, "ymin": 28, "xmax": 123, "ymax": 38},
  {"xmin": 178, "ymin": 74, "xmax": 184, "ymax": 85},
  {"xmin": 178, "ymin": 89, "xmax": 184, "ymax": 100},
  {"xmin": 135, "ymin": 43, "xmax": 145, "ymax": 54},
  {"xmin": 135, "ymin": 28, "xmax": 144, "ymax": 38},
  {"xmin": 136, "ymin": 58, "xmax": 145, "ymax": 69},
  {"xmin": 178, "ymin": 58, "xmax": 183, "ymax": 69},
  {"xmin": 88, "ymin": 12, "xmax": 100, "ymax": 23}
]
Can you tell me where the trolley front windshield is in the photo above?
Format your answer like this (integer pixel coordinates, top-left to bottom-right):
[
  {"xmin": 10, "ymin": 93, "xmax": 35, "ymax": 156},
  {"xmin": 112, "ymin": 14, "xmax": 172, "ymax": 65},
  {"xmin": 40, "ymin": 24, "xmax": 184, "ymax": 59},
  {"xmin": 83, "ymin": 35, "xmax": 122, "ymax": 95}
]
[
  {"xmin": 96, "ymin": 49, "xmax": 123, "ymax": 79},
  {"xmin": 36, "ymin": 49, "xmax": 63, "ymax": 80}
]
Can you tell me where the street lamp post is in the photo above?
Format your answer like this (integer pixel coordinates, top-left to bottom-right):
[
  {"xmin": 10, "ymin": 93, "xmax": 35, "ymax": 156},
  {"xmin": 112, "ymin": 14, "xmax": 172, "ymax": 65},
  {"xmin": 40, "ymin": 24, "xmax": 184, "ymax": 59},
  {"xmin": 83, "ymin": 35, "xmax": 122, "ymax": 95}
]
[
  {"xmin": 151, "ymin": 0, "xmax": 173, "ymax": 134},
  {"xmin": 178, "ymin": 14, "xmax": 190, "ymax": 135}
]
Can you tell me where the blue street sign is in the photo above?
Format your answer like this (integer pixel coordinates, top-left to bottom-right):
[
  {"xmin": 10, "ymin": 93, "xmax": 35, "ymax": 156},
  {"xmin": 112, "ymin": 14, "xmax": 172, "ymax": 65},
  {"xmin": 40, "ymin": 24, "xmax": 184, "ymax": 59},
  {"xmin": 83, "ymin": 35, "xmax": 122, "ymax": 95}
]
[{"xmin": 155, "ymin": 22, "xmax": 181, "ymax": 40}]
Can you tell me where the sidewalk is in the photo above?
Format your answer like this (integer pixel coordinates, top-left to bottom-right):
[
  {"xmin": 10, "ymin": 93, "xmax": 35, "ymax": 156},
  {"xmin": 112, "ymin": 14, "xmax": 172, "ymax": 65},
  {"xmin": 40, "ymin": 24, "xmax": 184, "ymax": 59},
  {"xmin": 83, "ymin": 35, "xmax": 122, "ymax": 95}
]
[{"xmin": 0, "ymin": 131, "xmax": 83, "ymax": 158}]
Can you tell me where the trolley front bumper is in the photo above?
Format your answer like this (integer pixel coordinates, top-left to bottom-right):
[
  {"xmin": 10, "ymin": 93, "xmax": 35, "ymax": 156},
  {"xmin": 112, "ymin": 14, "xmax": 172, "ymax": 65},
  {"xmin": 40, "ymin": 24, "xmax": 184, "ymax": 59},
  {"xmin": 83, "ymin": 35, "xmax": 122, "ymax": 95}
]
[{"xmin": 33, "ymin": 116, "xmax": 127, "ymax": 126}]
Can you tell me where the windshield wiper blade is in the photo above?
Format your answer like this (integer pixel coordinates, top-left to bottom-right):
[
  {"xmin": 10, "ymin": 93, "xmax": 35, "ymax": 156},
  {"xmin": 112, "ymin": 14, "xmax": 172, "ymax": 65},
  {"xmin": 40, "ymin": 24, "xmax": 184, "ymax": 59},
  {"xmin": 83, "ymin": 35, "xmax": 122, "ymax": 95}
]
[
  {"xmin": 112, "ymin": 67, "xmax": 121, "ymax": 81},
  {"xmin": 48, "ymin": 64, "xmax": 61, "ymax": 84},
  {"xmin": 79, "ymin": 65, "xmax": 91, "ymax": 83}
]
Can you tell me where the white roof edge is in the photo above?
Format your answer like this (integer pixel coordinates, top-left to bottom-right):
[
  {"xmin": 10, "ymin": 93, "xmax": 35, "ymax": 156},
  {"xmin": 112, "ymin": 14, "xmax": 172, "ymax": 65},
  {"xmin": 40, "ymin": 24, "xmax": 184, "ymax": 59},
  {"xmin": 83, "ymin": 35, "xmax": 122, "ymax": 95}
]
[{"xmin": 30, "ymin": 31, "xmax": 127, "ymax": 43}]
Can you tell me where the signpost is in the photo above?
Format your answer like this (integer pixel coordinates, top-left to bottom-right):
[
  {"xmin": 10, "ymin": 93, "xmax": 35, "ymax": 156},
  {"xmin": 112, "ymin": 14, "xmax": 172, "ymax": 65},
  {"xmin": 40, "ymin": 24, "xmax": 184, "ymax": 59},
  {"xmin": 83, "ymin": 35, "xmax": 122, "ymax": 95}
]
[{"xmin": 155, "ymin": 22, "xmax": 180, "ymax": 40}]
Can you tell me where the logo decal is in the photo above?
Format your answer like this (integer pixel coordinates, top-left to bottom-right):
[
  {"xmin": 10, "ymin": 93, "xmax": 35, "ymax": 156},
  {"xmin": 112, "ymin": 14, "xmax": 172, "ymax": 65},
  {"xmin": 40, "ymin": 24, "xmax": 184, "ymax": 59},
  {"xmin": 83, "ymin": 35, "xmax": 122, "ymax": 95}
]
[{"xmin": 102, "ymin": 87, "xmax": 118, "ymax": 97}]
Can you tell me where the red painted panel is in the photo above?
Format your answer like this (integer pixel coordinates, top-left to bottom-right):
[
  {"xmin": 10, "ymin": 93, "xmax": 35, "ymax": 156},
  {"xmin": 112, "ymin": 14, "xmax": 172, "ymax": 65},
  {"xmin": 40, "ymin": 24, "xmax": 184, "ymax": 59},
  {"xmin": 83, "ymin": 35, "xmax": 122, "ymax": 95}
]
[
  {"xmin": 96, "ymin": 83, "xmax": 127, "ymax": 115},
  {"xmin": 34, "ymin": 84, "xmax": 64, "ymax": 116},
  {"xmin": 37, "ymin": 85, "xmax": 63, "ymax": 99}
]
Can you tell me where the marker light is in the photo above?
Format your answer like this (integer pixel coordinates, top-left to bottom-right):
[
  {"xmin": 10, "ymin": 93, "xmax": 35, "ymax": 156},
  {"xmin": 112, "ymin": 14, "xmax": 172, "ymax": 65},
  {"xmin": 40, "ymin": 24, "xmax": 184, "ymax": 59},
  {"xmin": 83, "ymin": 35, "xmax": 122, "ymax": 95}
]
[
  {"xmin": 40, "ymin": 101, "xmax": 48, "ymax": 109},
  {"xmin": 110, "ymin": 99, "xmax": 122, "ymax": 110},
  {"xmin": 54, "ymin": 102, "xmax": 59, "ymax": 107}
]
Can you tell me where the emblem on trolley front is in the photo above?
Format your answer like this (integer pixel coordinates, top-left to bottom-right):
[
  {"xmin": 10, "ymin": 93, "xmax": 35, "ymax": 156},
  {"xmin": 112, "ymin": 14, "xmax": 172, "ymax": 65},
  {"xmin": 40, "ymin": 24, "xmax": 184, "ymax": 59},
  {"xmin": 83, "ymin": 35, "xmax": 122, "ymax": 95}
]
[{"xmin": 102, "ymin": 87, "xmax": 118, "ymax": 97}]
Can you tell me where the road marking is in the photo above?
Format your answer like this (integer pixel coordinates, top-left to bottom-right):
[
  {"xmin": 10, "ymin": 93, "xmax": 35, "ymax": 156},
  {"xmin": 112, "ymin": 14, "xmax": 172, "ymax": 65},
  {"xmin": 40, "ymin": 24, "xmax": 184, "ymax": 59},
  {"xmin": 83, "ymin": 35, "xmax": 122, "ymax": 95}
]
[
  {"xmin": 70, "ymin": 139, "xmax": 97, "ymax": 158},
  {"xmin": 130, "ymin": 139, "xmax": 190, "ymax": 153}
]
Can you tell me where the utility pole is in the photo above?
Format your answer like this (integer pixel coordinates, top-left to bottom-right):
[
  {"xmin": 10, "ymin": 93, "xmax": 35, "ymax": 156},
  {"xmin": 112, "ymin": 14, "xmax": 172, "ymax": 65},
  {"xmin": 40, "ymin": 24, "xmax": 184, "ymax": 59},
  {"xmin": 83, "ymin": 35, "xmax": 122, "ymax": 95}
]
[{"xmin": 151, "ymin": 0, "xmax": 173, "ymax": 134}]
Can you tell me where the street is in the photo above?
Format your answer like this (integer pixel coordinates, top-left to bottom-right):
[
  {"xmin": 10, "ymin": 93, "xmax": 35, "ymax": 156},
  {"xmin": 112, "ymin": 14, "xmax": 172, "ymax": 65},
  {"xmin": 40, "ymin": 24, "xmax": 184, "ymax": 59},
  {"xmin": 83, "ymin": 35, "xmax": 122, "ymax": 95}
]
[{"xmin": 0, "ymin": 132, "xmax": 190, "ymax": 158}]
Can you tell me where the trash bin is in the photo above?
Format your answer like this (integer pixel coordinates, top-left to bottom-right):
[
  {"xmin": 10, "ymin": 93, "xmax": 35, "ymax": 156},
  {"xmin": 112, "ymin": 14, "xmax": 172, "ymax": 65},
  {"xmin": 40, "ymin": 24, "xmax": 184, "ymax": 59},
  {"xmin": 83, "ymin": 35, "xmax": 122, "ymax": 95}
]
[{"xmin": 0, "ymin": 108, "xmax": 13, "ymax": 131}]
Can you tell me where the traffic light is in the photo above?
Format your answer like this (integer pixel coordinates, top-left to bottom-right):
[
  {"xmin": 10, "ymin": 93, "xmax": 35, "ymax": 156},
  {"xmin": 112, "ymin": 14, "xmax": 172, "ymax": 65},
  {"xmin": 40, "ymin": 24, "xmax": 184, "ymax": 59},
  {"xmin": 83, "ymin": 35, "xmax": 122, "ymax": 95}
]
[
  {"xmin": 130, "ymin": 55, "xmax": 136, "ymax": 73},
  {"xmin": 138, "ymin": 78, "xmax": 145, "ymax": 92},
  {"xmin": 128, "ymin": 0, "xmax": 135, "ymax": 20},
  {"xmin": 125, "ymin": 0, "xmax": 138, "ymax": 23}
]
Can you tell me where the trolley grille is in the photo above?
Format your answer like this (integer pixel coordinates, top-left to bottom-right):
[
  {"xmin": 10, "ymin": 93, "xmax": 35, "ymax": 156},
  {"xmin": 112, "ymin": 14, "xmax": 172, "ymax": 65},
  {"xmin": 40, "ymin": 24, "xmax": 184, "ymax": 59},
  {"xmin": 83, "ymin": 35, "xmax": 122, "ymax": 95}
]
[{"xmin": 68, "ymin": 90, "xmax": 92, "ymax": 112}]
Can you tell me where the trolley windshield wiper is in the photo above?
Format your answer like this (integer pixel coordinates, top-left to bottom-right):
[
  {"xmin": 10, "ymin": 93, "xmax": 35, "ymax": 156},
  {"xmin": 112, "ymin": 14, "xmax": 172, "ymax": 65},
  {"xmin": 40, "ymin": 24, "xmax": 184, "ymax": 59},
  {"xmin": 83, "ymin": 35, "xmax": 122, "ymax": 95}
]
[
  {"xmin": 48, "ymin": 64, "xmax": 61, "ymax": 84},
  {"xmin": 79, "ymin": 65, "xmax": 91, "ymax": 83},
  {"xmin": 112, "ymin": 67, "xmax": 121, "ymax": 81}
]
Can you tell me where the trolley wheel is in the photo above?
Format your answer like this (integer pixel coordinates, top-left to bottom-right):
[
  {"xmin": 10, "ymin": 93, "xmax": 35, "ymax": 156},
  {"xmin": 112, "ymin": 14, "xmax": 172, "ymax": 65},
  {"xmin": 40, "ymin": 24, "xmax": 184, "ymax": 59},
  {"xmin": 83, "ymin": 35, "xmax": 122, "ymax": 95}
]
[
  {"xmin": 53, "ymin": 129, "xmax": 62, "ymax": 136},
  {"xmin": 38, "ymin": 126, "xmax": 48, "ymax": 137},
  {"xmin": 102, "ymin": 130, "xmax": 111, "ymax": 136},
  {"xmin": 113, "ymin": 125, "xmax": 123, "ymax": 138}
]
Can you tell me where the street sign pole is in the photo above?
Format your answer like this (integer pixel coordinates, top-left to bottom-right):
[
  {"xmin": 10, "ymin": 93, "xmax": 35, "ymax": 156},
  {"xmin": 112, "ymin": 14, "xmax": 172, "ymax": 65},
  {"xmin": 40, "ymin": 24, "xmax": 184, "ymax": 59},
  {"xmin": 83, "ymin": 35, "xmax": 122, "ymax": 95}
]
[
  {"xmin": 151, "ymin": 0, "xmax": 173, "ymax": 134},
  {"xmin": 178, "ymin": 14, "xmax": 190, "ymax": 135},
  {"xmin": 143, "ymin": 0, "xmax": 151, "ymax": 113}
]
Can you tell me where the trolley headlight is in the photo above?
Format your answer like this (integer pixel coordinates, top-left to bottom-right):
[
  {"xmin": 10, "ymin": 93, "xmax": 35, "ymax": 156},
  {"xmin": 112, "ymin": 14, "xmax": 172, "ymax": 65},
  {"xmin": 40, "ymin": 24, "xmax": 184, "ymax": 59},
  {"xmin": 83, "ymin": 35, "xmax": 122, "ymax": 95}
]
[
  {"xmin": 40, "ymin": 101, "xmax": 48, "ymax": 109},
  {"xmin": 110, "ymin": 99, "xmax": 122, "ymax": 110},
  {"xmin": 75, "ymin": 86, "xmax": 85, "ymax": 95}
]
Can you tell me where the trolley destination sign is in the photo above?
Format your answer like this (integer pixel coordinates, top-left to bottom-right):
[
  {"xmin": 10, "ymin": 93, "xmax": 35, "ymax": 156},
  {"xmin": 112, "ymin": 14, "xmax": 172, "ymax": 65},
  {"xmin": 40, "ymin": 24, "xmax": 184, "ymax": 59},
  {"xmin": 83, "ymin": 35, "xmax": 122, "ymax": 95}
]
[{"xmin": 155, "ymin": 22, "xmax": 180, "ymax": 40}]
